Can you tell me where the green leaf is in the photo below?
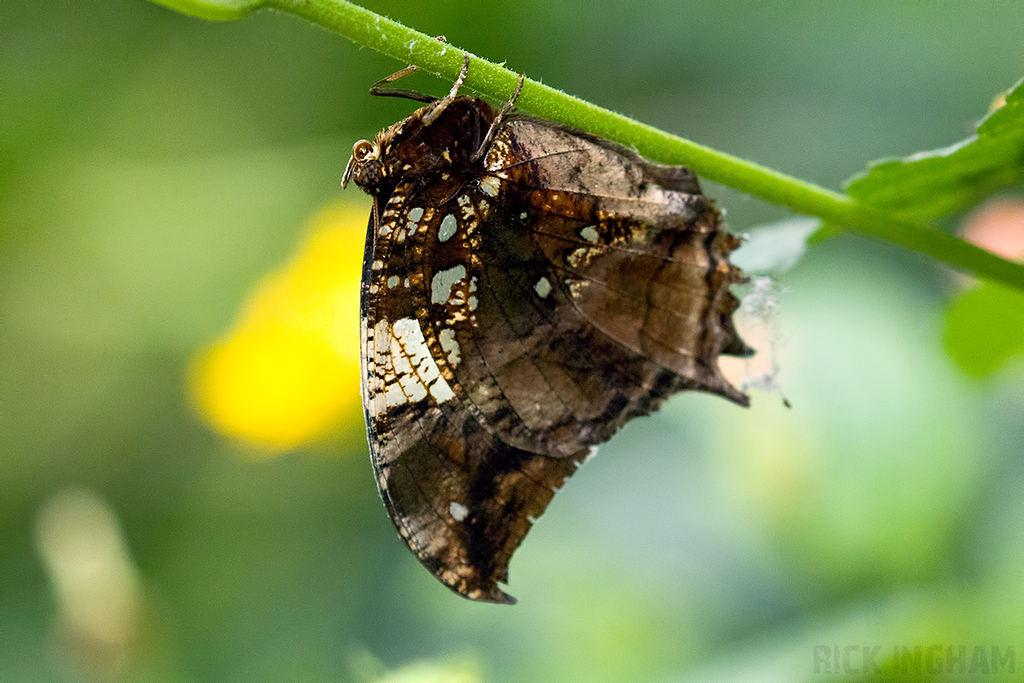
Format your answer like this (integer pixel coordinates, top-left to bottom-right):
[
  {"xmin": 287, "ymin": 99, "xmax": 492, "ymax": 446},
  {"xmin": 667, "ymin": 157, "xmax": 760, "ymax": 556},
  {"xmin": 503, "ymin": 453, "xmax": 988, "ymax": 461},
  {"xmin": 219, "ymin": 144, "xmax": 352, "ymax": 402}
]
[
  {"xmin": 806, "ymin": 221, "xmax": 843, "ymax": 245},
  {"xmin": 845, "ymin": 78, "xmax": 1024, "ymax": 222},
  {"xmin": 150, "ymin": 0, "xmax": 267, "ymax": 21},
  {"xmin": 943, "ymin": 281, "xmax": 1024, "ymax": 377}
]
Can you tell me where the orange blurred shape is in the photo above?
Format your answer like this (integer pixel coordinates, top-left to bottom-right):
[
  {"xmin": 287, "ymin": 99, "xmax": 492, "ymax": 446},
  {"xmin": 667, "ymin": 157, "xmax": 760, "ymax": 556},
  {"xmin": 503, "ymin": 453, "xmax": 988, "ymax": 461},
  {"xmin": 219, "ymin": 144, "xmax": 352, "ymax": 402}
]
[
  {"xmin": 960, "ymin": 197, "xmax": 1024, "ymax": 261},
  {"xmin": 189, "ymin": 200, "xmax": 368, "ymax": 453}
]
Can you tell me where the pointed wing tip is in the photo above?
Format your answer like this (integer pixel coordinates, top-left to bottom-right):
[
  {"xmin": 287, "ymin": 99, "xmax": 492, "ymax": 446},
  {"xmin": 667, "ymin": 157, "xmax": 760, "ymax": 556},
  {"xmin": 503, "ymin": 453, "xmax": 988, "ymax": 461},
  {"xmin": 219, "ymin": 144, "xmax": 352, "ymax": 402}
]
[
  {"xmin": 723, "ymin": 337, "xmax": 756, "ymax": 358},
  {"xmin": 453, "ymin": 581, "xmax": 518, "ymax": 605},
  {"xmin": 486, "ymin": 589, "xmax": 518, "ymax": 606},
  {"xmin": 705, "ymin": 372, "xmax": 750, "ymax": 408},
  {"xmin": 732, "ymin": 389, "xmax": 752, "ymax": 408}
]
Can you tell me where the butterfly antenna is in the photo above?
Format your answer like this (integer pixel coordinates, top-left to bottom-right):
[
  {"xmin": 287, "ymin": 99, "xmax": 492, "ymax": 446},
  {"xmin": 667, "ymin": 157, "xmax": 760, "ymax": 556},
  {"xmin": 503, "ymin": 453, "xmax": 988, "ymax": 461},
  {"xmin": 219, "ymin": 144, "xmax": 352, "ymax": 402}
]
[{"xmin": 369, "ymin": 64, "xmax": 438, "ymax": 103}]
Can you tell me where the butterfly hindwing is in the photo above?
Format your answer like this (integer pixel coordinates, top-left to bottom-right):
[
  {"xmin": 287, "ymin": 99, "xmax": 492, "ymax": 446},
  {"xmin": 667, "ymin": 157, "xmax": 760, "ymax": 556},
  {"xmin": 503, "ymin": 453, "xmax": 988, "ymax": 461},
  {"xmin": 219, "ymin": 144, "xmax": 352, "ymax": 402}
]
[{"xmin": 482, "ymin": 117, "xmax": 750, "ymax": 403}]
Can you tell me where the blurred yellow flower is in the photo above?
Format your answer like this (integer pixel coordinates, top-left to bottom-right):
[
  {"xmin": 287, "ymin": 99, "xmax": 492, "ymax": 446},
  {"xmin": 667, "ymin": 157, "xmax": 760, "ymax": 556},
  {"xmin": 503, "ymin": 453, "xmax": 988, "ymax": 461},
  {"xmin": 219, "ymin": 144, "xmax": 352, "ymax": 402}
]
[{"xmin": 189, "ymin": 200, "xmax": 369, "ymax": 453}]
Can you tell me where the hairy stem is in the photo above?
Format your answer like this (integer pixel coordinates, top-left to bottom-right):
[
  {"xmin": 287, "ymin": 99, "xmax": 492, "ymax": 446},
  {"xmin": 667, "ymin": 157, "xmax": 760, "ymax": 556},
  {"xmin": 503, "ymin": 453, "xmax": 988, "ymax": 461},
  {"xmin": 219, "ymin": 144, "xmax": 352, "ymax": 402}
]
[{"xmin": 164, "ymin": 0, "xmax": 1024, "ymax": 290}]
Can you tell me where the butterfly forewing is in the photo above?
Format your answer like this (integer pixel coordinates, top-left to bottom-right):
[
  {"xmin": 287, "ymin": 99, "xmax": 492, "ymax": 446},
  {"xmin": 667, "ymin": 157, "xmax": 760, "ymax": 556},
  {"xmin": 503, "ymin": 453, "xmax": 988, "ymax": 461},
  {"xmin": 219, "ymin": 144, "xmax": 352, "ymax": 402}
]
[{"xmin": 361, "ymin": 177, "xmax": 590, "ymax": 604}]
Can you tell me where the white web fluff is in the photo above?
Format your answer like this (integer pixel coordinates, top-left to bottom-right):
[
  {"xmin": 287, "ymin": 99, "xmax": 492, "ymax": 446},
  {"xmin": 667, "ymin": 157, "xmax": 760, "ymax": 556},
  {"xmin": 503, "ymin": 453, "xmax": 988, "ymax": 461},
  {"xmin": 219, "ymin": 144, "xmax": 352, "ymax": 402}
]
[{"xmin": 739, "ymin": 276, "xmax": 790, "ymax": 405}]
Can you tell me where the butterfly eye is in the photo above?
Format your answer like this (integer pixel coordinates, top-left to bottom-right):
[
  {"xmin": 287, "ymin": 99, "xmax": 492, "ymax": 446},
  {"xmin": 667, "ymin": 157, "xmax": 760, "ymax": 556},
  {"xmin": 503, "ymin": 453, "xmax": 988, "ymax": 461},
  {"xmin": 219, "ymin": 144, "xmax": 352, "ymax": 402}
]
[{"xmin": 352, "ymin": 140, "xmax": 376, "ymax": 162}]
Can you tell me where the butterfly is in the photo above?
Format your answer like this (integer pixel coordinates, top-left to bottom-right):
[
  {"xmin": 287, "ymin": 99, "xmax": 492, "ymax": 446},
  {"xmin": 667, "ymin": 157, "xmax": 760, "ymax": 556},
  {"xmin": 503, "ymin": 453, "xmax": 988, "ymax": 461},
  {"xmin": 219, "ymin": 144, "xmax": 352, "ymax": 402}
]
[{"xmin": 343, "ymin": 55, "xmax": 751, "ymax": 603}]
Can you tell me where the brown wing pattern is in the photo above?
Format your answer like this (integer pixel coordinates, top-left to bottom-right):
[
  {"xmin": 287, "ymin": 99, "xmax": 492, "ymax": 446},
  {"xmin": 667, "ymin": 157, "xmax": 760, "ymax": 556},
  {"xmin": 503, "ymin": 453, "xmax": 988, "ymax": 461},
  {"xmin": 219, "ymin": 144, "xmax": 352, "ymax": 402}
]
[
  {"xmin": 361, "ymin": 179, "xmax": 589, "ymax": 604},
  {"xmin": 353, "ymin": 92, "xmax": 750, "ymax": 604},
  {"xmin": 482, "ymin": 118, "xmax": 751, "ymax": 405}
]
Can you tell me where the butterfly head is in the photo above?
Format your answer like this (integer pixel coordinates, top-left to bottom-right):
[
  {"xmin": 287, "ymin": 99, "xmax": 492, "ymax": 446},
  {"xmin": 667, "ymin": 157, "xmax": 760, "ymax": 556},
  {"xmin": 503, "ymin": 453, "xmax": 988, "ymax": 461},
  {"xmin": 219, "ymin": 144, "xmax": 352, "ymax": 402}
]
[
  {"xmin": 343, "ymin": 98, "xmax": 496, "ymax": 199},
  {"xmin": 342, "ymin": 137, "xmax": 386, "ymax": 192}
]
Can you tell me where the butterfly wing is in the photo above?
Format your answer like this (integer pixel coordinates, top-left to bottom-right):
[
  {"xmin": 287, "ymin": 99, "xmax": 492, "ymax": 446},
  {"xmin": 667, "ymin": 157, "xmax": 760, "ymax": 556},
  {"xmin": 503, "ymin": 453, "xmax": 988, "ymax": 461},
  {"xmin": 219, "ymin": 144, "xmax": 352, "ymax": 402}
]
[
  {"xmin": 359, "ymin": 107, "xmax": 750, "ymax": 605},
  {"xmin": 482, "ymin": 116, "xmax": 751, "ymax": 404},
  {"xmin": 361, "ymin": 180, "xmax": 587, "ymax": 604}
]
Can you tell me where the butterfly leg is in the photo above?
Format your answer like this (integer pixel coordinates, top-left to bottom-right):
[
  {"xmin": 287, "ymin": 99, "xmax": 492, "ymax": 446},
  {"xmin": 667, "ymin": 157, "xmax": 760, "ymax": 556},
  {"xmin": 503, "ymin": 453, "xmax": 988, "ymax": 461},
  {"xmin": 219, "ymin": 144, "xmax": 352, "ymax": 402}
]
[
  {"xmin": 472, "ymin": 73, "xmax": 525, "ymax": 162},
  {"xmin": 422, "ymin": 53, "xmax": 471, "ymax": 126}
]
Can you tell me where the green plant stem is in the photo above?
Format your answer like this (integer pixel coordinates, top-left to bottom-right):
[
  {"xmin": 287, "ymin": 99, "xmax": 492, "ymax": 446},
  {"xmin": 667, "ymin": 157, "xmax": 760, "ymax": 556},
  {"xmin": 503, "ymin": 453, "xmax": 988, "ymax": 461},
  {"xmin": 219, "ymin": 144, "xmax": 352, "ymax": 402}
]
[{"xmin": 172, "ymin": 0, "xmax": 1024, "ymax": 290}]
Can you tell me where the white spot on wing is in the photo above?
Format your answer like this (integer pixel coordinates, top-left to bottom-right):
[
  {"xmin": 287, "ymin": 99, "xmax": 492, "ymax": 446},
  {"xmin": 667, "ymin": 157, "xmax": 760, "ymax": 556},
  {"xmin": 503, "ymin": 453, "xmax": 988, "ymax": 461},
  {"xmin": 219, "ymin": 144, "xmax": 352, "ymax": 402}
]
[
  {"xmin": 479, "ymin": 176, "xmax": 500, "ymax": 197},
  {"xmin": 369, "ymin": 318, "xmax": 390, "ymax": 417},
  {"xmin": 429, "ymin": 377, "xmax": 454, "ymax": 402},
  {"xmin": 388, "ymin": 318, "xmax": 428, "ymax": 405},
  {"xmin": 439, "ymin": 328, "xmax": 461, "ymax": 367},
  {"xmin": 387, "ymin": 275, "xmax": 399, "ymax": 288},
  {"xmin": 408, "ymin": 207, "xmax": 424, "ymax": 222},
  {"xmin": 383, "ymin": 378, "xmax": 408, "ymax": 407},
  {"xmin": 580, "ymin": 225, "xmax": 599, "ymax": 243},
  {"xmin": 534, "ymin": 276, "xmax": 552, "ymax": 298},
  {"xmin": 431, "ymin": 265, "xmax": 467, "ymax": 304},
  {"xmin": 438, "ymin": 214, "xmax": 458, "ymax": 242},
  {"xmin": 449, "ymin": 501, "xmax": 469, "ymax": 521},
  {"xmin": 384, "ymin": 317, "xmax": 453, "ymax": 407}
]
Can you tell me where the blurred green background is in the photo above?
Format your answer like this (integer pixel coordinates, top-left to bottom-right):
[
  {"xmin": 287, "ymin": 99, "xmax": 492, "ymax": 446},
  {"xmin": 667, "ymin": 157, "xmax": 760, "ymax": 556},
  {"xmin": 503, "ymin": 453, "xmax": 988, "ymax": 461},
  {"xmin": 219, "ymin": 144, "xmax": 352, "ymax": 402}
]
[{"xmin": 3, "ymin": 1, "xmax": 1024, "ymax": 681}]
